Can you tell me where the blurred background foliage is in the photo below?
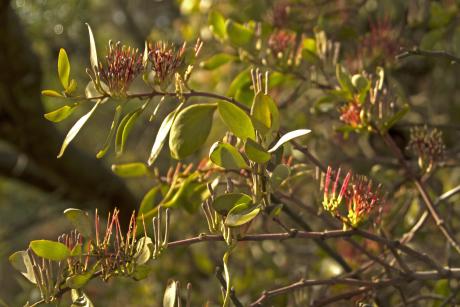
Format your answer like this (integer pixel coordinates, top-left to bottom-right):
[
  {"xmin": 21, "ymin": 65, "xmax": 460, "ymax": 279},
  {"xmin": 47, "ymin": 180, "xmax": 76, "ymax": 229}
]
[{"xmin": 1, "ymin": 0, "xmax": 460, "ymax": 305}]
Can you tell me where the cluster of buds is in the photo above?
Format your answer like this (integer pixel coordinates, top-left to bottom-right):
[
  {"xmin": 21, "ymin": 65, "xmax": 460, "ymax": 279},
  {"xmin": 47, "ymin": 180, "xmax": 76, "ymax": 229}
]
[
  {"xmin": 339, "ymin": 99, "xmax": 365, "ymax": 128},
  {"xmin": 323, "ymin": 166, "xmax": 384, "ymax": 227},
  {"xmin": 97, "ymin": 41, "xmax": 144, "ymax": 97},
  {"xmin": 407, "ymin": 126, "xmax": 445, "ymax": 173},
  {"xmin": 267, "ymin": 29, "xmax": 298, "ymax": 61},
  {"xmin": 148, "ymin": 41, "xmax": 186, "ymax": 85}
]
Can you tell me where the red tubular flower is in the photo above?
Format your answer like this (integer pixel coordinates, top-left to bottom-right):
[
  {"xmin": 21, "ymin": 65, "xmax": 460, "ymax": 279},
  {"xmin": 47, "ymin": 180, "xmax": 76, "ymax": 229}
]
[
  {"xmin": 339, "ymin": 100, "xmax": 364, "ymax": 128},
  {"xmin": 97, "ymin": 41, "xmax": 144, "ymax": 97},
  {"xmin": 322, "ymin": 166, "xmax": 351, "ymax": 212},
  {"xmin": 347, "ymin": 175, "xmax": 384, "ymax": 227}
]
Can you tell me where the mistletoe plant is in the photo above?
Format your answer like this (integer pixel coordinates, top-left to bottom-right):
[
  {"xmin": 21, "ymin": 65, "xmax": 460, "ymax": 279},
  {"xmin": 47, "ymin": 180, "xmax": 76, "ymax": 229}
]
[{"xmin": 10, "ymin": 5, "xmax": 460, "ymax": 306}]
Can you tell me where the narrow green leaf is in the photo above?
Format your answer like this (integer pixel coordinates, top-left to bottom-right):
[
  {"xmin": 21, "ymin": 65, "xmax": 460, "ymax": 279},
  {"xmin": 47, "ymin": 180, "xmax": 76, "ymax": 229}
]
[
  {"xmin": 148, "ymin": 106, "xmax": 181, "ymax": 166},
  {"xmin": 44, "ymin": 103, "xmax": 78, "ymax": 123},
  {"xmin": 139, "ymin": 186, "xmax": 161, "ymax": 216},
  {"xmin": 86, "ymin": 24, "xmax": 98, "ymax": 73},
  {"xmin": 383, "ymin": 104, "xmax": 410, "ymax": 131},
  {"xmin": 225, "ymin": 19, "xmax": 253, "ymax": 48},
  {"xmin": 29, "ymin": 240, "xmax": 70, "ymax": 261},
  {"xmin": 208, "ymin": 10, "xmax": 227, "ymax": 40},
  {"xmin": 225, "ymin": 203, "xmax": 260, "ymax": 227},
  {"xmin": 58, "ymin": 48, "xmax": 70, "ymax": 89},
  {"xmin": 209, "ymin": 142, "xmax": 249, "ymax": 169},
  {"xmin": 9, "ymin": 251, "xmax": 36, "ymax": 284},
  {"xmin": 245, "ymin": 139, "xmax": 271, "ymax": 163},
  {"xmin": 41, "ymin": 89, "xmax": 63, "ymax": 98},
  {"xmin": 212, "ymin": 193, "xmax": 252, "ymax": 215},
  {"xmin": 111, "ymin": 162, "xmax": 149, "ymax": 177},
  {"xmin": 96, "ymin": 105, "xmax": 122, "ymax": 158},
  {"xmin": 218, "ymin": 101, "xmax": 255, "ymax": 140},
  {"xmin": 200, "ymin": 53, "xmax": 235, "ymax": 70},
  {"xmin": 66, "ymin": 79, "xmax": 78, "ymax": 95},
  {"xmin": 336, "ymin": 64, "xmax": 354, "ymax": 95},
  {"xmin": 227, "ymin": 68, "xmax": 251, "ymax": 97},
  {"xmin": 169, "ymin": 104, "xmax": 216, "ymax": 160},
  {"xmin": 63, "ymin": 208, "xmax": 92, "ymax": 238},
  {"xmin": 57, "ymin": 100, "xmax": 101, "ymax": 158},
  {"xmin": 251, "ymin": 93, "xmax": 272, "ymax": 134},
  {"xmin": 268, "ymin": 129, "xmax": 311, "ymax": 153}
]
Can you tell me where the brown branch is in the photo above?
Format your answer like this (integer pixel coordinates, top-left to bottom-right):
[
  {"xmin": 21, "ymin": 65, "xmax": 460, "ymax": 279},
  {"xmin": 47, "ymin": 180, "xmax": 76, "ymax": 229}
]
[{"xmin": 396, "ymin": 48, "xmax": 460, "ymax": 64}]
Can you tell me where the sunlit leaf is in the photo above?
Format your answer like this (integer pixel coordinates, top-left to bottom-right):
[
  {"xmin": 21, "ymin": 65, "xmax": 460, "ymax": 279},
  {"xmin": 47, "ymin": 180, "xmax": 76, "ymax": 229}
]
[
  {"xmin": 115, "ymin": 104, "xmax": 145, "ymax": 156},
  {"xmin": 200, "ymin": 53, "xmax": 235, "ymax": 70},
  {"xmin": 244, "ymin": 138, "xmax": 270, "ymax": 163},
  {"xmin": 9, "ymin": 251, "xmax": 36, "ymax": 284},
  {"xmin": 86, "ymin": 23, "xmax": 98, "ymax": 73},
  {"xmin": 71, "ymin": 289, "xmax": 94, "ymax": 307},
  {"xmin": 225, "ymin": 203, "xmax": 260, "ymax": 227},
  {"xmin": 96, "ymin": 105, "xmax": 122, "ymax": 158},
  {"xmin": 139, "ymin": 186, "xmax": 161, "ymax": 216},
  {"xmin": 148, "ymin": 105, "xmax": 181, "ymax": 166},
  {"xmin": 268, "ymin": 129, "xmax": 311, "ymax": 153},
  {"xmin": 134, "ymin": 236, "xmax": 153, "ymax": 265},
  {"xmin": 209, "ymin": 142, "xmax": 248, "ymax": 169},
  {"xmin": 57, "ymin": 100, "xmax": 102, "ymax": 158},
  {"xmin": 225, "ymin": 19, "xmax": 253, "ymax": 48},
  {"xmin": 29, "ymin": 240, "xmax": 70, "ymax": 261},
  {"xmin": 208, "ymin": 10, "xmax": 227, "ymax": 41},
  {"xmin": 111, "ymin": 162, "xmax": 149, "ymax": 177},
  {"xmin": 169, "ymin": 104, "xmax": 216, "ymax": 160},
  {"xmin": 251, "ymin": 93, "xmax": 272, "ymax": 134},
  {"xmin": 66, "ymin": 271, "xmax": 93, "ymax": 289},
  {"xmin": 163, "ymin": 280, "xmax": 178, "ymax": 307},
  {"xmin": 218, "ymin": 101, "xmax": 255, "ymax": 140},
  {"xmin": 41, "ymin": 89, "xmax": 63, "ymax": 98},
  {"xmin": 58, "ymin": 48, "xmax": 70, "ymax": 89},
  {"xmin": 44, "ymin": 103, "xmax": 78, "ymax": 123}
]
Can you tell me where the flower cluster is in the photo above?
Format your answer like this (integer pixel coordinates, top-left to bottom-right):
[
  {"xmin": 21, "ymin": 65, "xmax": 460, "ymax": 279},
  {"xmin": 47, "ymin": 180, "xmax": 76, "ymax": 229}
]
[
  {"xmin": 361, "ymin": 17, "xmax": 399, "ymax": 63},
  {"xmin": 407, "ymin": 126, "xmax": 445, "ymax": 173},
  {"xmin": 268, "ymin": 29, "xmax": 296, "ymax": 57},
  {"xmin": 97, "ymin": 41, "xmax": 144, "ymax": 97},
  {"xmin": 148, "ymin": 41, "xmax": 186, "ymax": 85},
  {"xmin": 323, "ymin": 166, "xmax": 384, "ymax": 227},
  {"xmin": 339, "ymin": 100, "xmax": 364, "ymax": 128}
]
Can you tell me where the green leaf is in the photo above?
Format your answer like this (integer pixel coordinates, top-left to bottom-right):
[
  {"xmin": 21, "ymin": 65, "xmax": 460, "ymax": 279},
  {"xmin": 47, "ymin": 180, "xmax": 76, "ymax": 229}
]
[
  {"xmin": 134, "ymin": 236, "xmax": 153, "ymax": 265},
  {"xmin": 9, "ymin": 251, "xmax": 36, "ymax": 284},
  {"xmin": 209, "ymin": 142, "xmax": 249, "ymax": 170},
  {"xmin": 115, "ymin": 105, "xmax": 145, "ymax": 156},
  {"xmin": 270, "ymin": 164, "xmax": 291, "ymax": 189},
  {"xmin": 218, "ymin": 101, "xmax": 255, "ymax": 140},
  {"xmin": 29, "ymin": 240, "xmax": 70, "ymax": 261},
  {"xmin": 85, "ymin": 81, "xmax": 100, "ymax": 99},
  {"xmin": 227, "ymin": 69, "xmax": 251, "ymax": 97},
  {"xmin": 383, "ymin": 104, "xmax": 410, "ymax": 131},
  {"xmin": 41, "ymin": 89, "xmax": 63, "ymax": 98},
  {"xmin": 225, "ymin": 203, "xmax": 260, "ymax": 227},
  {"xmin": 212, "ymin": 193, "xmax": 252, "ymax": 215},
  {"xmin": 225, "ymin": 19, "xmax": 253, "ymax": 48},
  {"xmin": 163, "ymin": 280, "xmax": 179, "ymax": 307},
  {"xmin": 66, "ymin": 271, "xmax": 93, "ymax": 289},
  {"xmin": 200, "ymin": 53, "xmax": 235, "ymax": 70},
  {"xmin": 336, "ymin": 64, "xmax": 354, "ymax": 95},
  {"xmin": 208, "ymin": 11, "xmax": 227, "ymax": 41},
  {"xmin": 57, "ymin": 100, "xmax": 101, "ymax": 158},
  {"xmin": 96, "ymin": 105, "xmax": 122, "ymax": 158},
  {"xmin": 86, "ymin": 24, "xmax": 98, "ymax": 73},
  {"xmin": 251, "ymin": 93, "xmax": 272, "ymax": 134},
  {"xmin": 351, "ymin": 74, "xmax": 370, "ymax": 103},
  {"xmin": 148, "ymin": 106, "xmax": 181, "ymax": 165},
  {"xmin": 111, "ymin": 162, "xmax": 149, "ymax": 177},
  {"xmin": 268, "ymin": 129, "xmax": 311, "ymax": 153},
  {"xmin": 63, "ymin": 208, "xmax": 92, "ymax": 238},
  {"xmin": 245, "ymin": 138, "xmax": 271, "ymax": 163},
  {"xmin": 162, "ymin": 175, "xmax": 210, "ymax": 213},
  {"xmin": 139, "ymin": 186, "xmax": 161, "ymax": 216},
  {"xmin": 67, "ymin": 79, "xmax": 78, "ymax": 95},
  {"xmin": 71, "ymin": 289, "xmax": 94, "ymax": 307},
  {"xmin": 169, "ymin": 104, "xmax": 216, "ymax": 160},
  {"xmin": 44, "ymin": 103, "xmax": 78, "ymax": 123},
  {"xmin": 58, "ymin": 48, "xmax": 70, "ymax": 89},
  {"xmin": 131, "ymin": 264, "xmax": 153, "ymax": 281}
]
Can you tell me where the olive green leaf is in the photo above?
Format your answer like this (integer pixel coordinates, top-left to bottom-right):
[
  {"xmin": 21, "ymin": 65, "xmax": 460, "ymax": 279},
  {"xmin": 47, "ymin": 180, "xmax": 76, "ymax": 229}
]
[
  {"xmin": 63, "ymin": 208, "xmax": 92, "ymax": 238},
  {"xmin": 200, "ymin": 53, "xmax": 236, "ymax": 70},
  {"xmin": 86, "ymin": 23, "xmax": 98, "ymax": 73},
  {"xmin": 66, "ymin": 271, "xmax": 93, "ymax": 289},
  {"xmin": 251, "ymin": 93, "xmax": 272, "ymax": 134},
  {"xmin": 96, "ymin": 105, "xmax": 122, "ymax": 158},
  {"xmin": 9, "ymin": 251, "xmax": 36, "ymax": 284},
  {"xmin": 209, "ymin": 142, "xmax": 249, "ymax": 169},
  {"xmin": 41, "ymin": 89, "xmax": 63, "ymax": 98},
  {"xmin": 44, "ymin": 103, "xmax": 79, "ymax": 123},
  {"xmin": 111, "ymin": 162, "xmax": 149, "ymax": 177},
  {"xmin": 245, "ymin": 138, "xmax": 271, "ymax": 163},
  {"xmin": 270, "ymin": 164, "xmax": 291, "ymax": 189},
  {"xmin": 29, "ymin": 240, "xmax": 70, "ymax": 261},
  {"xmin": 218, "ymin": 101, "xmax": 255, "ymax": 140},
  {"xmin": 208, "ymin": 10, "xmax": 227, "ymax": 41},
  {"xmin": 225, "ymin": 203, "xmax": 260, "ymax": 227},
  {"xmin": 225, "ymin": 19, "xmax": 253, "ymax": 48},
  {"xmin": 115, "ymin": 104, "xmax": 145, "ymax": 156},
  {"xmin": 212, "ymin": 193, "xmax": 252, "ymax": 215},
  {"xmin": 169, "ymin": 104, "xmax": 216, "ymax": 160}
]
